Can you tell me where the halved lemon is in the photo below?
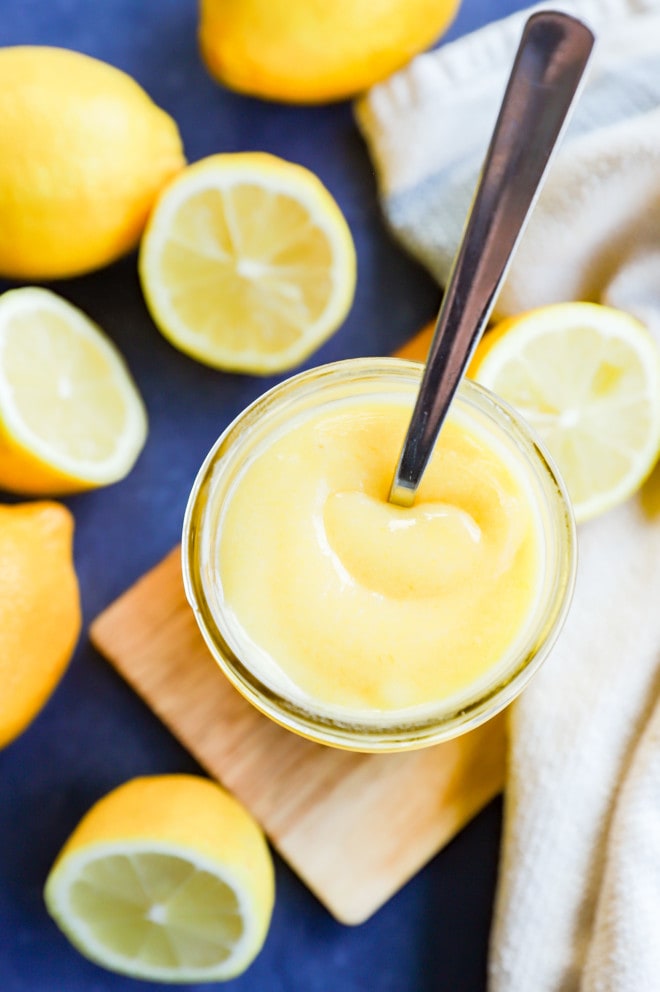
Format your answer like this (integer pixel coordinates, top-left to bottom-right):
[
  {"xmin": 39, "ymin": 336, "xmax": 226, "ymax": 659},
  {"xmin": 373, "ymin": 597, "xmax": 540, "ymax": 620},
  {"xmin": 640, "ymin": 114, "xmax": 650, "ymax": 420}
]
[
  {"xmin": 469, "ymin": 302, "xmax": 660, "ymax": 522},
  {"xmin": 139, "ymin": 152, "xmax": 356, "ymax": 374},
  {"xmin": 0, "ymin": 287, "xmax": 147, "ymax": 495},
  {"xmin": 44, "ymin": 775, "xmax": 275, "ymax": 983}
]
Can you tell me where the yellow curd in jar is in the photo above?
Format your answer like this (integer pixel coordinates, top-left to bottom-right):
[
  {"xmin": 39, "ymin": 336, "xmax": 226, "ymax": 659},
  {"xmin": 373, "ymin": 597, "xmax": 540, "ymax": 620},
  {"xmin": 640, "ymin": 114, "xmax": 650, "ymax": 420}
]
[{"xmin": 217, "ymin": 395, "xmax": 543, "ymax": 717}]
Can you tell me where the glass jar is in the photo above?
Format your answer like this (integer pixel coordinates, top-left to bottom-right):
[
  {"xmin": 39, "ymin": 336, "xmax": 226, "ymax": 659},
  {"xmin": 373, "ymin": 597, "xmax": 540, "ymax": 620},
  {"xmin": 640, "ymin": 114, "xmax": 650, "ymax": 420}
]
[{"xmin": 182, "ymin": 358, "xmax": 576, "ymax": 752}]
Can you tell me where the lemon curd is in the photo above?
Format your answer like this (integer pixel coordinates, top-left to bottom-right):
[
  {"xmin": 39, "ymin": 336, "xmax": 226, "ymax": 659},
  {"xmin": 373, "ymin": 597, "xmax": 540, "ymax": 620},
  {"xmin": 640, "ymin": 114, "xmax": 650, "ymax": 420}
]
[
  {"xmin": 220, "ymin": 400, "xmax": 540, "ymax": 713},
  {"xmin": 183, "ymin": 359, "xmax": 576, "ymax": 750}
]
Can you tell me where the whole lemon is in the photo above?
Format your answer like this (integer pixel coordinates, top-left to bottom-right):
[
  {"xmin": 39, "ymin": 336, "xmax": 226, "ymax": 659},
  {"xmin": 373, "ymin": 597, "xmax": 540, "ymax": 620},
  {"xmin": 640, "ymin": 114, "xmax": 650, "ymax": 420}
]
[
  {"xmin": 0, "ymin": 501, "xmax": 81, "ymax": 748},
  {"xmin": 199, "ymin": 0, "xmax": 462, "ymax": 104},
  {"xmin": 0, "ymin": 47, "xmax": 185, "ymax": 280}
]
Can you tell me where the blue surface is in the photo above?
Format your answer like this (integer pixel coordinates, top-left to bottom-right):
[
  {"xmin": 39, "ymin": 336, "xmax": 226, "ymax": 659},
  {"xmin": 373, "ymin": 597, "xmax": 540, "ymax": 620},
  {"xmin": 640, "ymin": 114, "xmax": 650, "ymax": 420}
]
[{"xmin": 0, "ymin": 2, "xmax": 531, "ymax": 989}]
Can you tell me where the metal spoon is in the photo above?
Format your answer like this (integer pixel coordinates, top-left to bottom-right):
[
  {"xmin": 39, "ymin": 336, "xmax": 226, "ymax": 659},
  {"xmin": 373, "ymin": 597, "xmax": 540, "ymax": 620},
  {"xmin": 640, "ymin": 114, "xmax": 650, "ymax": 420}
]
[{"xmin": 388, "ymin": 10, "xmax": 595, "ymax": 507}]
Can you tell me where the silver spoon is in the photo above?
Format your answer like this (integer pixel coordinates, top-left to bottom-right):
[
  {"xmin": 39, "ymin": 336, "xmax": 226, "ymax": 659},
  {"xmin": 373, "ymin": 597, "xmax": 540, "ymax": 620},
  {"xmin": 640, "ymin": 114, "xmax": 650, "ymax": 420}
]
[{"xmin": 389, "ymin": 10, "xmax": 595, "ymax": 507}]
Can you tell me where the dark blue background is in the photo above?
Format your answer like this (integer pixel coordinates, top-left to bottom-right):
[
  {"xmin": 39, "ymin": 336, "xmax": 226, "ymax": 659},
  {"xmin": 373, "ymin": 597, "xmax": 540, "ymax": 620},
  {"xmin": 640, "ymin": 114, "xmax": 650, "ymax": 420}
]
[{"xmin": 0, "ymin": 2, "xmax": 531, "ymax": 989}]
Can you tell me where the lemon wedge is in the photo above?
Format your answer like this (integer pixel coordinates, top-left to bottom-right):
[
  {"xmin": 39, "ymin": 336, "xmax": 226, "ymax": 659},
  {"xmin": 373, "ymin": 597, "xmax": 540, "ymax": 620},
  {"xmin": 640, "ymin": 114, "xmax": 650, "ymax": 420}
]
[
  {"xmin": 139, "ymin": 152, "xmax": 356, "ymax": 374},
  {"xmin": 44, "ymin": 775, "xmax": 275, "ymax": 983},
  {"xmin": 469, "ymin": 302, "xmax": 660, "ymax": 522},
  {"xmin": 0, "ymin": 287, "xmax": 147, "ymax": 495}
]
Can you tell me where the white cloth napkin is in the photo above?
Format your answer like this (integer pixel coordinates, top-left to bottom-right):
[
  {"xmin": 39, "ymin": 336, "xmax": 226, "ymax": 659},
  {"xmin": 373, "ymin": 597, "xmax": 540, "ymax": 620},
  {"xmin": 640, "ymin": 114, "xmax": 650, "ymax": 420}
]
[{"xmin": 355, "ymin": 4, "xmax": 660, "ymax": 991}]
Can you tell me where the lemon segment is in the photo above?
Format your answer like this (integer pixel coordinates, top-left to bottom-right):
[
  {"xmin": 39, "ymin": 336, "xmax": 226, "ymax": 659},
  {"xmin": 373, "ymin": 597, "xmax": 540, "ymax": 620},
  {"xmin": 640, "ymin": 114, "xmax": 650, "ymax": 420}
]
[
  {"xmin": 44, "ymin": 775, "xmax": 275, "ymax": 983},
  {"xmin": 139, "ymin": 153, "xmax": 356, "ymax": 374},
  {"xmin": 0, "ymin": 501, "xmax": 81, "ymax": 748},
  {"xmin": 469, "ymin": 302, "xmax": 660, "ymax": 522},
  {"xmin": 0, "ymin": 287, "xmax": 148, "ymax": 495}
]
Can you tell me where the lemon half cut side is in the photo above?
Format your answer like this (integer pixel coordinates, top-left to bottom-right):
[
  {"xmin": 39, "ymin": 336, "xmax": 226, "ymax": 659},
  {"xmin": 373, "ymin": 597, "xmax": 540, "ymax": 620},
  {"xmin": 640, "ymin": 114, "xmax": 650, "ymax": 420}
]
[
  {"xmin": 139, "ymin": 152, "xmax": 357, "ymax": 375},
  {"xmin": 44, "ymin": 775, "xmax": 275, "ymax": 983},
  {"xmin": 470, "ymin": 302, "xmax": 660, "ymax": 522},
  {"xmin": 0, "ymin": 287, "xmax": 148, "ymax": 495}
]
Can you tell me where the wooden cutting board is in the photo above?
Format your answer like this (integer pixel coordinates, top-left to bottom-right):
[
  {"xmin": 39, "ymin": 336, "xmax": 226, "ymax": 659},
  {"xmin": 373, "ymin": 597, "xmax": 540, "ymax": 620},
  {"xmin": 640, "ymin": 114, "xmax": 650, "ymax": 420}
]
[{"xmin": 89, "ymin": 326, "xmax": 506, "ymax": 926}]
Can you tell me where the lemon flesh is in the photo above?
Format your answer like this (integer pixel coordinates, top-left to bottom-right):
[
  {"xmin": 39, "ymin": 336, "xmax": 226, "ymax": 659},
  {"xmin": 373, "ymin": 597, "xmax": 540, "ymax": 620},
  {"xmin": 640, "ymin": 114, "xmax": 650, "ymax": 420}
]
[
  {"xmin": 470, "ymin": 302, "xmax": 660, "ymax": 522},
  {"xmin": 44, "ymin": 776, "xmax": 274, "ymax": 983},
  {"xmin": 139, "ymin": 153, "xmax": 356, "ymax": 374},
  {"xmin": 0, "ymin": 287, "xmax": 147, "ymax": 494},
  {"xmin": 50, "ymin": 847, "xmax": 257, "ymax": 981}
]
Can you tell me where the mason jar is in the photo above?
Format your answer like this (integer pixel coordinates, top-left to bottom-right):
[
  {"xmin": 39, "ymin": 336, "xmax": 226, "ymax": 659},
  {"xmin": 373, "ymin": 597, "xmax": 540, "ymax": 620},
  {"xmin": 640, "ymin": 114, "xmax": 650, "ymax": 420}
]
[{"xmin": 182, "ymin": 357, "xmax": 576, "ymax": 752}]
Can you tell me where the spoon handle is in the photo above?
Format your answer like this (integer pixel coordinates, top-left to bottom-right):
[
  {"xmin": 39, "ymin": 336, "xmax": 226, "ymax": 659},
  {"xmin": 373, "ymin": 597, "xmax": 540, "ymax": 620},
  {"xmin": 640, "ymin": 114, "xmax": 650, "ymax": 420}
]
[{"xmin": 389, "ymin": 10, "xmax": 595, "ymax": 507}]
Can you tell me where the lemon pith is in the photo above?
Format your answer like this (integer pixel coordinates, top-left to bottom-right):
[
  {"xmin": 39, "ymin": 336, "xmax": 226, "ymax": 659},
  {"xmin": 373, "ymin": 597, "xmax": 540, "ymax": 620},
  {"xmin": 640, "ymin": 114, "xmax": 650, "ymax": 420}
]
[{"xmin": 139, "ymin": 153, "xmax": 356, "ymax": 374}]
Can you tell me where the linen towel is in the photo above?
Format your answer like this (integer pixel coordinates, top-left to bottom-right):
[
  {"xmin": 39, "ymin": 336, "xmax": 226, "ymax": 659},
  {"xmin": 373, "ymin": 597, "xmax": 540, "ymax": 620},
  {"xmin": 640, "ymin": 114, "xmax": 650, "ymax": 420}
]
[{"xmin": 355, "ymin": 3, "xmax": 660, "ymax": 991}]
